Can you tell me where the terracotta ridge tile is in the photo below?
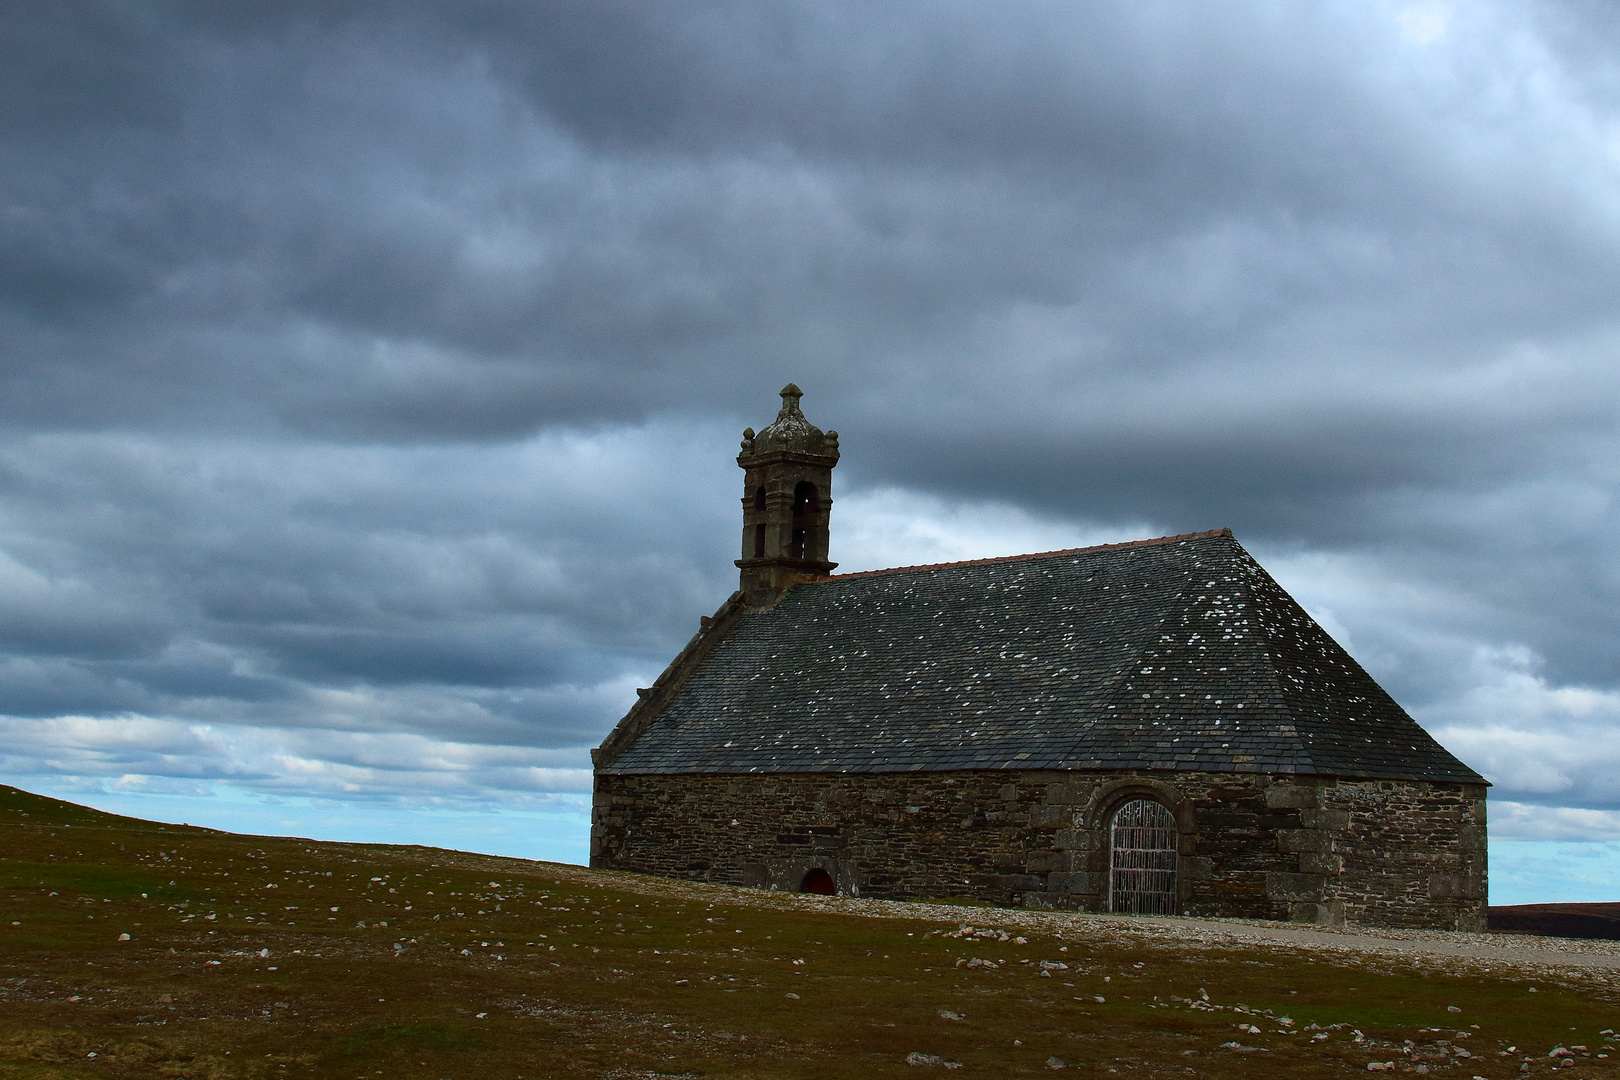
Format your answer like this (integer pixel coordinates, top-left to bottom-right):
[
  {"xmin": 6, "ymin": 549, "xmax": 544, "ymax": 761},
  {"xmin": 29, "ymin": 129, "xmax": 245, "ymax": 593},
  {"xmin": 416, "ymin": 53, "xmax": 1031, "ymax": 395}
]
[{"xmin": 816, "ymin": 528, "xmax": 1233, "ymax": 582}]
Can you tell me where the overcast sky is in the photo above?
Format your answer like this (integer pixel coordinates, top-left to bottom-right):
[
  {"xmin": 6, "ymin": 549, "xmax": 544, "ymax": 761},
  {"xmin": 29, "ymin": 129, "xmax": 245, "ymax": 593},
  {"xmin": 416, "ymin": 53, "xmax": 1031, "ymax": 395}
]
[{"xmin": 4, "ymin": 0, "xmax": 1620, "ymax": 902}]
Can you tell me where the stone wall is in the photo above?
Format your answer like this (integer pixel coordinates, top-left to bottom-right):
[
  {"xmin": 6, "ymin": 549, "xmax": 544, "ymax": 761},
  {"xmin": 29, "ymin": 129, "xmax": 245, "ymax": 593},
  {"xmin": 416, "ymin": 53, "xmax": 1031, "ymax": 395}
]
[
  {"xmin": 1321, "ymin": 779, "xmax": 1488, "ymax": 931},
  {"xmin": 591, "ymin": 769, "xmax": 1487, "ymax": 931}
]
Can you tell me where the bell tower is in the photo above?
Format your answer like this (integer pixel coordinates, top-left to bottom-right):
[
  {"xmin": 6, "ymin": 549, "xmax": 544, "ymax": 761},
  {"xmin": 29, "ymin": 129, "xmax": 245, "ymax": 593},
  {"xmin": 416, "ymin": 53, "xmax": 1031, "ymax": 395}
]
[{"xmin": 736, "ymin": 384, "xmax": 839, "ymax": 607}]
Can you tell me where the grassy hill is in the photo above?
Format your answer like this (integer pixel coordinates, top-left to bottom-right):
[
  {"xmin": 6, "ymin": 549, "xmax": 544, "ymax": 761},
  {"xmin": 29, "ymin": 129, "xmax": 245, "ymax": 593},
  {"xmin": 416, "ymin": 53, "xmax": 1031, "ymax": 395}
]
[{"xmin": 2, "ymin": 784, "xmax": 1617, "ymax": 1078}]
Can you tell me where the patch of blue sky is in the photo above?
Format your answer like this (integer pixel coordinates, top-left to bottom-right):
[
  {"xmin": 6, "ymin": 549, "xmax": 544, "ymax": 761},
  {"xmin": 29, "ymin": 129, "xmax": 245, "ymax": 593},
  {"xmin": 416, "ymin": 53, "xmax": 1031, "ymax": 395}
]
[
  {"xmin": 1, "ymin": 775, "xmax": 591, "ymax": 867},
  {"xmin": 1488, "ymin": 840, "xmax": 1620, "ymax": 906}
]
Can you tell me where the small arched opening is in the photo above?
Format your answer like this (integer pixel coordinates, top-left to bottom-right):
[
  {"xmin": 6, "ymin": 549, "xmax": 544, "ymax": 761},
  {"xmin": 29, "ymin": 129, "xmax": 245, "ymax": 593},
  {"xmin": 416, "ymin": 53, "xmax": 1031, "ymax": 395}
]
[
  {"xmin": 1109, "ymin": 799, "xmax": 1178, "ymax": 915},
  {"xmin": 799, "ymin": 868, "xmax": 836, "ymax": 895},
  {"xmin": 752, "ymin": 487, "xmax": 768, "ymax": 557},
  {"xmin": 790, "ymin": 481, "xmax": 818, "ymax": 559}
]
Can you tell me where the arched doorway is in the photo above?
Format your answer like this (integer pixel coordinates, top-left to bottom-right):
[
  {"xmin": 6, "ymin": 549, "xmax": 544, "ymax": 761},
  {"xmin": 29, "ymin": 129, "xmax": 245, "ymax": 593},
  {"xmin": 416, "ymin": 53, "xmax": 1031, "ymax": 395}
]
[
  {"xmin": 799, "ymin": 868, "xmax": 836, "ymax": 895},
  {"xmin": 1109, "ymin": 799, "xmax": 1178, "ymax": 915}
]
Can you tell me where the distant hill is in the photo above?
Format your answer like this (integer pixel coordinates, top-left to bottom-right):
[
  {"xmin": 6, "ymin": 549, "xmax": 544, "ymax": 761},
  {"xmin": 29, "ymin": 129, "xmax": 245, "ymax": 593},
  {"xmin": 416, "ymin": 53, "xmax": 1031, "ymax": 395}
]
[{"xmin": 1489, "ymin": 903, "xmax": 1620, "ymax": 941}]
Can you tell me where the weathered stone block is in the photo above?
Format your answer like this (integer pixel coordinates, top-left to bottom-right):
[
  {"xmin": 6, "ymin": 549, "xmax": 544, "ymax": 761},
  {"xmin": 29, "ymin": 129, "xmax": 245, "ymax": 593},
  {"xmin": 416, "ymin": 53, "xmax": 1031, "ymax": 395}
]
[
  {"xmin": 1265, "ymin": 784, "xmax": 1322, "ymax": 809},
  {"xmin": 1053, "ymin": 828, "xmax": 1089, "ymax": 851},
  {"xmin": 1024, "ymin": 851, "xmax": 1073, "ymax": 874},
  {"xmin": 997, "ymin": 874, "xmax": 1046, "ymax": 891},
  {"xmin": 1299, "ymin": 808, "xmax": 1351, "ymax": 831},
  {"xmin": 1276, "ymin": 829, "xmax": 1333, "ymax": 853},
  {"xmin": 1289, "ymin": 901, "xmax": 1345, "ymax": 926},
  {"xmin": 1045, "ymin": 783, "xmax": 1092, "ymax": 805},
  {"xmin": 1427, "ymin": 874, "xmax": 1485, "ymax": 900},
  {"xmin": 1046, "ymin": 871, "xmax": 1094, "ymax": 894},
  {"xmin": 1028, "ymin": 804, "xmax": 1071, "ymax": 828},
  {"xmin": 1181, "ymin": 856, "xmax": 1213, "ymax": 881},
  {"xmin": 1298, "ymin": 852, "xmax": 1344, "ymax": 875},
  {"xmin": 1266, "ymin": 871, "xmax": 1326, "ymax": 902}
]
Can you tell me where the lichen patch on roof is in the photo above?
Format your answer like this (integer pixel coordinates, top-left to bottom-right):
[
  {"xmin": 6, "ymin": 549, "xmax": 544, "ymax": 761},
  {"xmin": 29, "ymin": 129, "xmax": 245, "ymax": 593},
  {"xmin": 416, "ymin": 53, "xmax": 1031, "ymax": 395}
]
[{"xmin": 597, "ymin": 530, "xmax": 1482, "ymax": 784}]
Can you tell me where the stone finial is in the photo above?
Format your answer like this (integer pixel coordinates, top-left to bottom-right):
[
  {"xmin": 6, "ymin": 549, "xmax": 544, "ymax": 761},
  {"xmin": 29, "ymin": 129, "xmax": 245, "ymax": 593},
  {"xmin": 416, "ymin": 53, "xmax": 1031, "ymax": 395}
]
[{"xmin": 778, "ymin": 383, "xmax": 804, "ymax": 416}]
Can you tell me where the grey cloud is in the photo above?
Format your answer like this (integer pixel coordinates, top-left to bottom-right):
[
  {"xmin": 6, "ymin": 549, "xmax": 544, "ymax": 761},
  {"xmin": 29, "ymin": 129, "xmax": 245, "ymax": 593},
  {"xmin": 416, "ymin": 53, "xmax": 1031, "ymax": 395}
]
[
  {"xmin": 0, "ymin": 428, "xmax": 739, "ymax": 746},
  {"xmin": 1, "ymin": 1, "xmax": 1619, "ymax": 822}
]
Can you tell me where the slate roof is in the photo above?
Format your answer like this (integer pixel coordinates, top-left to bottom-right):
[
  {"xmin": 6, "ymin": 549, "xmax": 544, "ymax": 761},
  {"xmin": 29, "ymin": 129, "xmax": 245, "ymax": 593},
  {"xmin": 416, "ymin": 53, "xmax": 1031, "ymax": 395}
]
[{"xmin": 597, "ymin": 529, "xmax": 1483, "ymax": 784}]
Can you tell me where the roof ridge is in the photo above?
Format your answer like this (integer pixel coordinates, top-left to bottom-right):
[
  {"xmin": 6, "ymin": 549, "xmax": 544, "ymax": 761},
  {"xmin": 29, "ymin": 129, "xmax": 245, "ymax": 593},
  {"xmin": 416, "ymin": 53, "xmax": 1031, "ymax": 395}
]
[{"xmin": 820, "ymin": 528, "xmax": 1233, "ymax": 582}]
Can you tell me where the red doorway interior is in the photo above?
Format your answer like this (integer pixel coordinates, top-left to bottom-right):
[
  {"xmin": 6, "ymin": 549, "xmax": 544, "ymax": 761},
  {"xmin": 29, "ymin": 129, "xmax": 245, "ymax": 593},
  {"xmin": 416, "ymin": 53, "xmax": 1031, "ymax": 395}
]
[{"xmin": 799, "ymin": 868, "xmax": 835, "ymax": 895}]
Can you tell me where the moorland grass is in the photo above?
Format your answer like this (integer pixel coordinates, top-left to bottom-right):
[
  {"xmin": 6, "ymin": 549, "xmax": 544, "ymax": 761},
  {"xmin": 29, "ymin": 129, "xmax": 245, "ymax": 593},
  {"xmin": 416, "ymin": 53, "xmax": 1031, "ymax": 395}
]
[{"xmin": 2, "ymin": 784, "xmax": 1617, "ymax": 1078}]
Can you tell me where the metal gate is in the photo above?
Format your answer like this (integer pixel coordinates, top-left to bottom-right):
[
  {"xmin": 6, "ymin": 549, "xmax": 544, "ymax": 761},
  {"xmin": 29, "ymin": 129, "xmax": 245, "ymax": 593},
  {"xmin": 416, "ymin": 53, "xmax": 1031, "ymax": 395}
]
[{"xmin": 1109, "ymin": 799, "xmax": 1178, "ymax": 915}]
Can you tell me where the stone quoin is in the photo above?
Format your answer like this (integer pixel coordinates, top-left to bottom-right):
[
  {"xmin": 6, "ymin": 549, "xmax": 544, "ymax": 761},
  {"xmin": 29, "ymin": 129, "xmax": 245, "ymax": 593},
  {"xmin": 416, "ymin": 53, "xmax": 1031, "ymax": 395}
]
[{"xmin": 591, "ymin": 386, "xmax": 1487, "ymax": 929}]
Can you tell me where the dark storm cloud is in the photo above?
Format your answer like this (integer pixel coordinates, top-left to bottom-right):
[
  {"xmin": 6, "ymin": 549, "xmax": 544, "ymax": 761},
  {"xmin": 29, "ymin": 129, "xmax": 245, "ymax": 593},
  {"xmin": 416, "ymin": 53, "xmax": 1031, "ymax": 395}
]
[{"xmin": 2, "ymin": 0, "xmax": 1620, "ymax": 817}]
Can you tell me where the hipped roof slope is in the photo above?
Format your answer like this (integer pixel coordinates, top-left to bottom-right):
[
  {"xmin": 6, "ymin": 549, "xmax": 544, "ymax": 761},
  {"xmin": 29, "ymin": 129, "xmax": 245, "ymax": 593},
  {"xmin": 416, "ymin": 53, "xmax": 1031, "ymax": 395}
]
[{"xmin": 598, "ymin": 529, "xmax": 1482, "ymax": 784}]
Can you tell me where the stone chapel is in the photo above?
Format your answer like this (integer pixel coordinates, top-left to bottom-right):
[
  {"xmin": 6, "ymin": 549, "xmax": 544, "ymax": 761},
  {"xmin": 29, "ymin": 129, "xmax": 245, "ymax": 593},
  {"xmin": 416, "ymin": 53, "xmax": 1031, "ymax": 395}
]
[{"xmin": 591, "ymin": 385, "xmax": 1488, "ymax": 930}]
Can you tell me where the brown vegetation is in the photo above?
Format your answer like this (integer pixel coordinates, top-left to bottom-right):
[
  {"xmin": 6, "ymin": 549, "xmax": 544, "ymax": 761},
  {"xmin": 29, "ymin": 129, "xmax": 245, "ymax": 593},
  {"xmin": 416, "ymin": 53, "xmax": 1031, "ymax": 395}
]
[
  {"xmin": 1491, "ymin": 905, "xmax": 1620, "ymax": 942},
  {"xmin": 1, "ymin": 784, "xmax": 1616, "ymax": 1078}
]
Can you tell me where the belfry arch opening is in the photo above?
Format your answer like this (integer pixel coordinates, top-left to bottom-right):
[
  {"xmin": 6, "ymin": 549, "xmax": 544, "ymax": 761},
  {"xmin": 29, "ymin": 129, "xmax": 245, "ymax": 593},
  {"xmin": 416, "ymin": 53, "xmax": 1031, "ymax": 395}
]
[
  {"xmin": 799, "ymin": 868, "xmax": 835, "ymax": 895},
  {"xmin": 752, "ymin": 488, "xmax": 768, "ymax": 557},
  {"xmin": 1108, "ymin": 799, "xmax": 1178, "ymax": 915},
  {"xmin": 790, "ymin": 482, "xmax": 818, "ymax": 559}
]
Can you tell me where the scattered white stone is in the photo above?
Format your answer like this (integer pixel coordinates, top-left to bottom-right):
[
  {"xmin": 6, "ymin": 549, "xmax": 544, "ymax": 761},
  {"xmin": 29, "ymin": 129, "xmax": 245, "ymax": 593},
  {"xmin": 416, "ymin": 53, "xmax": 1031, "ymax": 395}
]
[
  {"xmin": 117, "ymin": 933, "xmax": 130, "ymax": 941},
  {"xmin": 1045, "ymin": 1057, "xmax": 1066, "ymax": 1069},
  {"xmin": 938, "ymin": 1010, "xmax": 962, "ymax": 1021}
]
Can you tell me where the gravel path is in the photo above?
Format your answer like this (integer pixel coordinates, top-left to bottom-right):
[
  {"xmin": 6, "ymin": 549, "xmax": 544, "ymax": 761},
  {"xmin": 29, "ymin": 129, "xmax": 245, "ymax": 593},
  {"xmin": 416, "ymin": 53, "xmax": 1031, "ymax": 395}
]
[{"xmin": 455, "ymin": 854, "xmax": 1620, "ymax": 977}]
